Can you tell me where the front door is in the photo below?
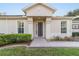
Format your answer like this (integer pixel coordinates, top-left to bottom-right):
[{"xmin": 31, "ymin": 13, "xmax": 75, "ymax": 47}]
[
  {"xmin": 35, "ymin": 22, "xmax": 44, "ymax": 37},
  {"xmin": 38, "ymin": 22, "xmax": 43, "ymax": 37}
]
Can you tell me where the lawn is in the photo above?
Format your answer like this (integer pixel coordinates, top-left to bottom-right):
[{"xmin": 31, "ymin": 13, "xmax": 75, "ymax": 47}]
[{"xmin": 0, "ymin": 47, "xmax": 79, "ymax": 56}]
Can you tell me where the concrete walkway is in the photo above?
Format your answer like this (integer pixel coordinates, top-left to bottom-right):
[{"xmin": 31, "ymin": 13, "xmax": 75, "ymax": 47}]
[
  {"xmin": 1, "ymin": 39, "xmax": 79, "ymax": 49},
  {"xmin": 49, "ymin": 41, "xmax": 79, "ymax": 47},
  {"xmin": 30, "ymin": 38, "xmax": 50, "ymax": 47},
  {"xmin": 29, "ymin": 38, "xmax": 79, "ymax": 47}
]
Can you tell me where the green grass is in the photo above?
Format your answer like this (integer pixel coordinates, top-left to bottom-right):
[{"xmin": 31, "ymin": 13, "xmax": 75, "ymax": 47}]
[{"xmin": 1, "ymin": 47, "xmax": 79, "ymax": 56}]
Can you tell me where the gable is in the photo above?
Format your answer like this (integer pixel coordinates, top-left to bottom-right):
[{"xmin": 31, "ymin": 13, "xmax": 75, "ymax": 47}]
[{"xmin": 22, "ymin": 3, "xmax": 56, "ymax": 16}]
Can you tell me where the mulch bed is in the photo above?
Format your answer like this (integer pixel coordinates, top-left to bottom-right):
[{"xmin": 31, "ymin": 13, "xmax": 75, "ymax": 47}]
[{"xmin": 0, "ymin": 40, "xmax": 32, "ymax": 47}]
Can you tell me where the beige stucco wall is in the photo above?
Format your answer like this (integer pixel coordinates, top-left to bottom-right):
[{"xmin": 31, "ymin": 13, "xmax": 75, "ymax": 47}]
[
  {"xmin": 46, "ymin": 18, "xmax": 72, "ymax": 39},
  {"xmin": 0, "ymin": 20, "xmax": 8, "ymax": 34},
  {"xmin": 0, "ymin": 19, "xmax": 18, "ymax": 34},
  {"xmin": 0, "ymin": 19, "xmax": 29, "ymax": 34},
  {"xmin": 50, "ymin": 19, "xmax": 72, "ymax": 38},
  {"xmin": 7, "ymin": 20, "xmax": 17, "ymax": 34},
  {"xmin": 72, "ymin": 29, "xmax": 79, "ymax": 32},
  {"xmin": 26, "ymin": 5, "xmax": 53, "ymax": 16}
]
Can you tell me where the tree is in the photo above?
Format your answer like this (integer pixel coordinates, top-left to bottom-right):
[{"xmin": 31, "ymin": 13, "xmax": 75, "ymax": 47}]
[{"xmin": 66, "ymin": 9, "xmax": 79, "ymax": 16}]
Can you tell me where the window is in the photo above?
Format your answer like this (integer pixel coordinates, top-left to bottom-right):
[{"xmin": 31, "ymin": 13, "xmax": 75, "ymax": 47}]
[
  {"xmin": 72, "ymin": 24, "xmax": 79, "ymax": 29},
  {"xmin": 18, "ymin": 21, "xmax": 24, "ymax": 33},
  {"xmin": 61, "ymin": 21, "xmax": 67, "ymax": 33}
]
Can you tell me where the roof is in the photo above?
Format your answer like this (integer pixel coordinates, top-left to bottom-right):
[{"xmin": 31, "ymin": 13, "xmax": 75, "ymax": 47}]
[
  {"xmin": 0, "ymin": 15, "xmax": 27, "ymax": 19},
  {"xmin": 0, "ymin": 15, "xmax": 74, "ymax": 20},
  {"xmin": 22, "ymin": 3, "xmax": 56, "ymax": 13},
  {"xmin": 52, "ymin": 16, "xmax": 74, "ymax": 20},
  {"xmin": 72, "ymin": 16, "xmax": 79, "ymax": 20}
]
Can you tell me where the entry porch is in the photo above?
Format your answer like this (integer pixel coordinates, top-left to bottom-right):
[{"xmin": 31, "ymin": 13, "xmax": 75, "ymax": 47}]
[{"xmin": 27, "ymin": 16, "xmax": 52, "ymax": 39}]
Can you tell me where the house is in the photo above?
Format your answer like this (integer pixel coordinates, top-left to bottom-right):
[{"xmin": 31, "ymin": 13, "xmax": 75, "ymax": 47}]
[
  {"xmin": 72, "ymin": 16, "xmax": 79, "ymax": 33},
  {"xmin": 0, "ymin": 3, "xmax": 78, "ymax": 39}
]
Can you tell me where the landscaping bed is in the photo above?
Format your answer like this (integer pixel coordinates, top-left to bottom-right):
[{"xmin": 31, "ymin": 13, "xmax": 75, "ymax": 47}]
[
  {"xmin": 48, "ymin": 36, "xmax": 74, "ymax": 41},
  {"xmin": 0, "ymin": 40, "xmax": 32, "ymax": 47},
  {"xmin": 48, "ymin": 32, "xmax": 79, "ymax": 41},
  {"xmin": 0, "ymin": 34, "xmax": 32, "ymax": 46}
]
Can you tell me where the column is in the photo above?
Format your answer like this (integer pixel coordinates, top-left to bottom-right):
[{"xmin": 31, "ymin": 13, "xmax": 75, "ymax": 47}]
[
  {"xmin": 46, "ymin": 17, "xmax": 52, "ymax": 39},
  {"xmin": 27, "ymin": 17, "xmax": 33, "ymax": 39}
]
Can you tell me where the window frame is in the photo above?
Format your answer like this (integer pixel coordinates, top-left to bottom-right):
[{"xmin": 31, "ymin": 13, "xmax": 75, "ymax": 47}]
[
  {"xmin": 17, "ymin": 21, "xmax": 24, "ymax": 33},
  {"xmin": 61, "ymin": 21, "xmax": 67, "ymax": 33},
  {"xmin": 72, "ymin": 24, "xmax": 79, "ymax": 29}
]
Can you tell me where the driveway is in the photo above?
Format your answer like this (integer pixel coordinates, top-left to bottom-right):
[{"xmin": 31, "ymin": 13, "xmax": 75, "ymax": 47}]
[{"xmin": 29, "ymin": 38, "xmax": 79, "ymax": 47}]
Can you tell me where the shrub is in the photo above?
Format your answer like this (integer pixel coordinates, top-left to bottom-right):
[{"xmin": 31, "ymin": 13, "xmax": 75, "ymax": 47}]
[
  {"xmin": 15, "ymin": 34, "xmax": 32, "ymax": 42},
  {"xmin": 72, "ymin": 32, "xmax": 79, "ymax": 37},
  {"xmin": 64, "ymin": 36, "xmax": 73, "ymax": 41},
  {"xmin": 2, "ymin": 34, "xmax": 17, "ymax": 44},
  {"xmin": 0, "ymin": 34, "xmax": 32, "ymax": 45},
  {"xmin": 48, "ymin": 36, "xmax": 64, "ymax": 41},
  {"xmin": 0, "ymin": 37, "xmax": 6, "ymax": 45}
]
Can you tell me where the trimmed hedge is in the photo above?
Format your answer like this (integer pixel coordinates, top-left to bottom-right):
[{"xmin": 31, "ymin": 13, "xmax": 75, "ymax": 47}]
[
  {"xmin": 0, "ymin": 34, "xmax": 32, "ymax": 45},
  {"xmin": 72, "ymin": 32, "xmax": 79, "ymax": 37}
]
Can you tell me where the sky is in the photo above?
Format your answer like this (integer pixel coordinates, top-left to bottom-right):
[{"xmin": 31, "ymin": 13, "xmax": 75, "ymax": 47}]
[{"xmin": 0, "ymin": 3, "xmax": 79, "ymax": 16}]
